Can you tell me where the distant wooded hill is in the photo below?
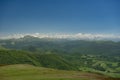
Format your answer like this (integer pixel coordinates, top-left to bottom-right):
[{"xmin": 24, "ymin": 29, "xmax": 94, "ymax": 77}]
[
  {"xmin": 0, "ymin": 36, "xmax": 120, "ymax": 78},
  {"xmin": 0, "ymin": 36, "xmax": 120, "ymax": 56}
]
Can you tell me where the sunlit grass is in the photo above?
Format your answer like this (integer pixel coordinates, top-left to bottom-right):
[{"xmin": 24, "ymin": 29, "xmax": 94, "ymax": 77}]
[{"xmin": 0, "ymin": 64, "xmax": 113, "ymax": 80}]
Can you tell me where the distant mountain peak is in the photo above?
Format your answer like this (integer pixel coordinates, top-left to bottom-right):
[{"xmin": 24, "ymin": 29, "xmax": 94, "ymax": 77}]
[
  {"xmin": 23, "ymin": 35, "xmax": 37, "ymax": 39},
  {"xmin": 0, "ymin": 33, "xmax": 120, "ymax": 41}
]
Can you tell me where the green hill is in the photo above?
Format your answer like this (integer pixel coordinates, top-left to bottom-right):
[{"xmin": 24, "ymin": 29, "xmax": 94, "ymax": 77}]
[
  {"xmin": 0, "ymin": 49, "xmax": 40, "ymax": 66},
  {"xmin": 0, "ymin": 49, "xmax": 75, "ymax": 70},
  {"xmin": 34, "ymin": 53, "xmax": 76, "ymax": 70},
  {"xmin": 0, "ymin": 64, "xmax": 119, "ymax": 80},
  {"xmin": 0, "ymin": 37, "xmax": 120, "ymax": 56},
  {"xmin": 0, "ymin": 38, "xmax": 120, "ymax": 78}
]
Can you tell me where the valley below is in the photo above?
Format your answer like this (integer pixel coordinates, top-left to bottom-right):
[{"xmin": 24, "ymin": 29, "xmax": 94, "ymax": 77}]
[{"xmin": 0, "ymin": 36, "xmax": 120, "ymax": 80}]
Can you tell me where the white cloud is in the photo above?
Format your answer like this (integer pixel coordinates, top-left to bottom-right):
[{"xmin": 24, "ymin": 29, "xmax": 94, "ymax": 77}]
[{"xmin": 0, "ymin": 33, "xmax": 120, "ymax": 41}]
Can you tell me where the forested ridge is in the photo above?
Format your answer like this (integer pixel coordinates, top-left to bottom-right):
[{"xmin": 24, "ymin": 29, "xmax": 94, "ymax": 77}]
[{"xmin": 0, "ymin": 36, "xmax": 120, "ymax": 78}]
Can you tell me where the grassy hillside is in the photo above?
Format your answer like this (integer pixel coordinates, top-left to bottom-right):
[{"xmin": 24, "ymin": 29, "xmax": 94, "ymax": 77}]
[
  {"xmin": 0, "ymin": 38, "xmax": 120, "ymax": 78},
  {"xmin": 0, "ymin": 49, "xmax": 120, "ymax": 78},
  {"xmin": 0, "ymin": 49, "xmax": 75, "ymax": 70},
  {"xmin": 34, "ymin": 53, "xmax": 76, "ymax": 70},
  {"xmin": 63, "ymin": 54, "xmax": 120, "ymax": 77},
  {"xmin": 0, "ymin": 64, "xmax": 119, "ymax": 80},
  {"xmin": 0, "ymin": 49, "xmax": 40, "ymax": 66}
]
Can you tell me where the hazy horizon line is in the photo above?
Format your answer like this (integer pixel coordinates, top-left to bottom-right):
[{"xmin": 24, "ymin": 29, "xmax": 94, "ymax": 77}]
[{"xmin": 0, "ymin": 33, "xmax": 120, "ymax": 41}]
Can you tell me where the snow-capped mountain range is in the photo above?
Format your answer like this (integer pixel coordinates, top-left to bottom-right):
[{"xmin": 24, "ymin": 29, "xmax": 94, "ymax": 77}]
[{"xmin": 0, "ymin": 33, "xmax": 120, "ymax": 41}]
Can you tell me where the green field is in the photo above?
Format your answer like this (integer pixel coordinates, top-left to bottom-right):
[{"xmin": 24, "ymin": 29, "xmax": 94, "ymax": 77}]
[
  {"xmin": 0, "ymin": 38, "xmax": 120, "ymax": 80},
  {"xmin": 0, "ymin": 64, "xmax": 118, "ymax": 80}
]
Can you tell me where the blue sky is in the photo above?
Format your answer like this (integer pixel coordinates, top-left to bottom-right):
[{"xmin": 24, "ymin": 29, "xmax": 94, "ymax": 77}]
[{"xmin": 0, "ymin": 0, "xmax": 120, "ymax": 35}]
